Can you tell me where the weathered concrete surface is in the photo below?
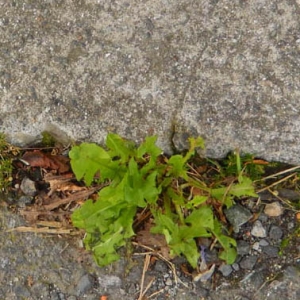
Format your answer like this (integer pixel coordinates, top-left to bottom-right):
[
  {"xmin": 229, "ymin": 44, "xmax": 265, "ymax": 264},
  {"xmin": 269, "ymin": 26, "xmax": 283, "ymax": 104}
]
[{"xmin": 1, "ymin": 1, "xmax": 300, "ymax": 163}]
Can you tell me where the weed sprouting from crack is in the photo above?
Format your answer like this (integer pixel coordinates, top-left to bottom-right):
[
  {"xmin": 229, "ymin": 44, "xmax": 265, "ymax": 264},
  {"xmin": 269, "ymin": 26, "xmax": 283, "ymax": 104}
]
[{"xmin": 69, "ymin": 134, "xmax": 257, "ymax": 268}]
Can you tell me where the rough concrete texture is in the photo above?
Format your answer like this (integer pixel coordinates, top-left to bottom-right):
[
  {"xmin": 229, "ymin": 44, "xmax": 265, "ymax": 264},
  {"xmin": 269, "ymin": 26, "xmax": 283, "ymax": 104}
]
[{"xmin": 1, "ymin": 1, "xmax": 300, "ymax": 163}]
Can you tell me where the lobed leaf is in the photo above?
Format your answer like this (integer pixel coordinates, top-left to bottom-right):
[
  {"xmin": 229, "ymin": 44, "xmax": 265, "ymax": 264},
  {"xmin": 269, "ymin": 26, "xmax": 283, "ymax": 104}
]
[
  {"xmin": 106, "ymin": 133, "xmax": 136, "ymax": 162},
  {"xmin": 69, "ymin": 143, "xmax": 110, "ymax": 185},
  {"xmin": 124, "ymin": 158, "xmax": 160, "ymax": 207},
  {"xmin": 167, "ymin": 155, "xmax": 188, "ymax": 179},
  {"xmin": 210, "ymin": 219, "xmax": 237, "ymax": 264}
]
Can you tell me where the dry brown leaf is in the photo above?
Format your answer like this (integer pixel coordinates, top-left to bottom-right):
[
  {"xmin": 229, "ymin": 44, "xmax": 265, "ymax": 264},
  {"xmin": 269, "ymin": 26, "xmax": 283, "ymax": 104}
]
[
  {"xmin": 191, "ymin": 186, "xmax": 206, "ymax": 197},
  {"xmin": 21, "ymin": 150, "xmax": 70, "ymax": 173},
  {"xmin": 44, "ymin": 173, "xmax": 84, "ymax": 196},
  {"xmin": 136, "ymin": 229, "xmax": 171, "ymax": 261}
]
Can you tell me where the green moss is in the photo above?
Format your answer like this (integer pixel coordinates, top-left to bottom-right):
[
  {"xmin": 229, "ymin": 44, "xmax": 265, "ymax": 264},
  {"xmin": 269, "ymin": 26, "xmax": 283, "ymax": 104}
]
[
  {"xmin": 41, "ymin": 131, "xmax": 57, "ymax": 147},
  {"xmin": 0, "ymin": 133, "xmax": 14, "ymax": 193}
]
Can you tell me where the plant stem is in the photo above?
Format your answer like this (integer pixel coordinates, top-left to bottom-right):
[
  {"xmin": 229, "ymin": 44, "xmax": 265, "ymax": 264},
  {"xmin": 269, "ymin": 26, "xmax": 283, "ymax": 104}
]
[{"xmin": 174, "ymin": 203, "xmax": 185, "ymax": 225}]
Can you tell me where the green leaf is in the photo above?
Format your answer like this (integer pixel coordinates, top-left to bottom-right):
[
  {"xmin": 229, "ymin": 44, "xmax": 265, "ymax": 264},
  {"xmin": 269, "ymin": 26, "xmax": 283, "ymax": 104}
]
[
  {"xmin": 211, "ymin": 187, "xmax": 234, "ymax": 208},
  {"xmin": 167, "ymin": 155, "xmax": 188, "ymax": 179},
  {"xmin": 183, "ymin": 137, "xmax": 205, "ymax": 162},
  {"xmin": 186, "ymin": 195, "xmax": 208, "ymax": 209},
  {"xmin": 219, "ymin": 247, "xmax": 237, "ymax": 265},
  {"xmin": 136, "ymin": 136, "xmax": 162, "ymax": 160},
  {"xmin": 230, "ymin": 176, "xmax": 257, "ymax": 198},
  {"xmin": 152, "ymin": 211, "xmax": 203, "ymax": 268},
  {"xmin": 73, "ymin": 195, "xmax": 136, "ymax": 266},
  {"xmin": 124, "ymin": 159, "xmax": 160, "ymax": 207},
  {"xmin": 211, "ymin": 176, "xmax": 257, "ymax": 208},
  {"xmin": 169, "ymin": 236, "xmax": 199, "ymax": 268},
  {"xmin": 166, "ymin": 137, "xmax": 204, "ymax": 179},
  {"xmin": 71, "ymin": 198, "xmax": 125, "ymax": 232},
  {"xmin": 137, "ymin": 136, "xmax": 163, "ymax": 176},
  {"xmin": 151, "ymin": 211, "xmax": 178, "ymax": 235},
  {"xmin": 166, "ymin": 188, "xmax": 185, "ymax": 206},
  {"xmin": 185, "ymin": 206, "xmax": 214, "ymax": 230},
  {"xmin": 210, "ymin": 219, "xmax": 237, "ymax": 264},
  {"xmin": 106, "ymin": 133, "xmax": 136, "ymax": 162},
  {"xmin": 69, "ymin": 143, "xmax": 110, "ymax": 185},
  {"xmin": 189, "ymin": 136, "xmax": 205, "ymax": 150},
  {"xmin": 91, "ymin": 226, "xmax": 125, "ymax": 266},
  {"xmin": 185, "ymin": 206, "xmax": 214, "ymax": 237}
]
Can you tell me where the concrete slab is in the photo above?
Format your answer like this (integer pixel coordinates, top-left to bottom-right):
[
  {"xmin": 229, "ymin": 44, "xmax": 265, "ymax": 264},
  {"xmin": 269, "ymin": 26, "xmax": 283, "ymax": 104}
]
[{"xmin": 1, "ymin": 1, "xmax": 300, "ymax": 163}]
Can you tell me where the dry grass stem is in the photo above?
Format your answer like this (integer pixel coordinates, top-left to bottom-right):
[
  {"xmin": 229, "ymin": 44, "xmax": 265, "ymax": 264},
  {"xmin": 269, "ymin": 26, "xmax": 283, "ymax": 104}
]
[{"xmin": 138, "ymin": 254, "xmax": 151, "ymax": 300}]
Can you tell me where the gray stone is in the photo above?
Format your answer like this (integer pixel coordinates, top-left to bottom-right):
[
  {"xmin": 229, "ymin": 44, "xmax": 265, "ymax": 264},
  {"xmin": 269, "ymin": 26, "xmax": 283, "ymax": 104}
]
[
  {"xmin": 1, "ymin": 1, "xmax": 300, "ymax": 165},
  {"xmin": 13, "ymin": 284, "xmax": 31, "ymax": 298},
  {"xmin": 76, "ymin": 274, "xmax": 93, "ymax": 296},
  {"xmin": 269, "ymin": 226, "xmax": 283, "ymax": 241},
  {"xmin": 232, "ymin": 263, "xmax": 240, "ymax": 271},
  {"xmin": 218, "ymin": 264, "xmax": 233, "ymax": 277},
  {"xmin": 154, "ymin": 260, "xmax": 168, "ymax": 273},
  {"xmin": 165, "ymin": 278, "xmax": 173, "ymax": 286},
  {"xmin": 252, "ymin": 242, "xmax": 261, "ymax": 252},
  {"xmin": 20, "ymin": 177, "xmax": 37, "ymax": 197},
  {"xmin": 262, "ymin": 245, "xmax": 279, "ymax": 258},
  {"xmin": 237, "ymin": 240, "xmax": 251, "ymax": 256},
  {"xmin": 98, "ymin": 275, "xmax": 122, "ymax": 288},
  {"xmin": 251, "ymin": 220, "xmax": 267, "ymax": 238},
  {"xmin": 224, "ymin": 205, "xmax": 252, "ymax": 233},
  {"xmin": 259, "ymin": 239, "xmax": 269, "ymax": 247},
  {"xmin": 258, "ymin": 213, "xmax": 269, "ymax": 223},
  {"xmin": 17, "ymin": 195, "xmax": 33, "ymax": 208},
  {"xmin": 278, "ymin": 189, "xmax": 300, "ymax": 202},
  {"xmin": 239, "ymin": 256, "xmax": 258, "ymax": 270}
]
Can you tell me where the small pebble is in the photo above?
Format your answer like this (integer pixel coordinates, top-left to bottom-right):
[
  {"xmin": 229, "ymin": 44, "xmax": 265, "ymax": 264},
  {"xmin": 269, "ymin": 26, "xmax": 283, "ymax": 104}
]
[
  {"xmin": 264, "ymin": 202, "xmax": 284, "ymax": 217},
  {"xmin": 237, "ymin": 240, "xmax": 250, "ymax": 256},
  {"xmin": 218, "ymin": 264, "xmax": 233, "ymax": 277},
  {"xmin": 98, "ymin": 275, "xmax": 121, "ymax": 288},
  {"xmin": 262, "ymin": 245, "xmax": 279, "ymax": 258},
  {"xmin": 239, "ymin": 255, "xmax": 258, "ymax": 270},
  {"xmin": 258, "ymin": 213, "xmax": 269, "ymax": 223},
  {"xmin": 288, "ymin": 222, "xmax": 294, "ymax": 230},
  {"xmin": 278, "ymin": 189, "xmax": 300, "ymax": 202},
  {"xmin": 252, "ymin": 242, "xmax": 261, "ymax": 252},
  {"xmin": 17, "ymin": 195, "xmax": 33, "ymax": 208},
  {"xmin": 76, "ymin": 274, "xmax": 93, "ymax": 296},
  {"xmin": 165, "ymin": 278, "xmax": 173, "ymax": 286},
  {"xmin": 224, "ymin": 204, "xmax": 252, "ymax": 233},
  {"xmin": 259, "ymin": 239, "xmax": 269, "ymax": 246},
  {"xmin": 20, "ymin": 177, "xmax": 37, "ymax": 196},
  {"xmin": 251, "ymin": 220, "xmax": 267, "ymax": 238},
  {"xmin": 269, "ymin": 225, "xmax": 283, "ymax": 241},
  {"xmin": 154, "ymin": 260, "xmax": 168, "ymax": 273},
  {"xmin": 232, "ymin": 263, "xmax": 240, "ymax": 271}
]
